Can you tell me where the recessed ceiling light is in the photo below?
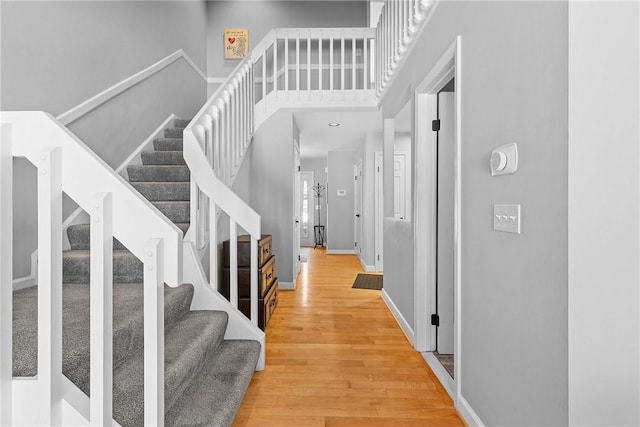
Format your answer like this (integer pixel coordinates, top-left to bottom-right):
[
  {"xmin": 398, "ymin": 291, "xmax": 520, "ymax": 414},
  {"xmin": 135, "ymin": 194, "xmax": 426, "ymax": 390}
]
[{"xmin": 328, "ymin": 122, "xmax": 340, "ymax": 127}]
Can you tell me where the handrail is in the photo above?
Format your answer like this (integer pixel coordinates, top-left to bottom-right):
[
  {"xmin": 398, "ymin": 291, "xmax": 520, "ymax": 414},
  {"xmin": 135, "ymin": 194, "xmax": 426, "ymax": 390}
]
[
  {"xmin": 3, "ymin": 112, "xmax": 183, "ymax": 286},
  {"xmin": 57, "ymin": 50, "xmax": 207, "ymax": 126}
]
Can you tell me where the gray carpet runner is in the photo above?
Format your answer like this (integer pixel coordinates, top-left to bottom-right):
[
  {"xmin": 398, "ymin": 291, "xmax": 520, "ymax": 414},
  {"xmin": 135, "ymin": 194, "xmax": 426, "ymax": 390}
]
[{"xmin": 12, "ymin": 117, "xmax": 260, "ymax": 426}]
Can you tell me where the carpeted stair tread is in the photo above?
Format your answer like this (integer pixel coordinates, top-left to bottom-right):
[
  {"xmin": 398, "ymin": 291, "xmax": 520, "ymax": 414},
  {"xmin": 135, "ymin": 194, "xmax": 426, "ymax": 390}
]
[
  {"xmin": 164, "ymin": 128, "xmax": 184, "ymax": 139},
  {"xmin": 63, "ymin": 249, "xmax": 143, "ymax": 284},
  {"xmin": 141, "ymin": 150, "xmax": 185, "ymax": 166},
  {"xmin": 127, "ymin": 165, "xmax": 189, "ymax": 182},
  {"xmin": 173, "ymin": 118, "xmax": 191, "ymax": 129},
  {"xmin": 112, "ymin": 311, "xmax": 229, "ymax": 427},
  {"xmin": 166, "ymin": 340, "xmax": 261, "ymax": 427},
  {"xmin": 130, "ymin": 182, "xmax": 190, "ymax": 201},
  {"xmin": 153, "ymin": 138, "xmax": 183, "ymax": 151},
  {"xmin": 152, "ymin": 201, "xmax": 190, "ymax": 223},
  {"xmin": 12, "ymin": 282, "xmax": 195, "ymax": 395},
  {"xmin": 66, "ymin": 224, "xmax": 127, "ymax": 250}
]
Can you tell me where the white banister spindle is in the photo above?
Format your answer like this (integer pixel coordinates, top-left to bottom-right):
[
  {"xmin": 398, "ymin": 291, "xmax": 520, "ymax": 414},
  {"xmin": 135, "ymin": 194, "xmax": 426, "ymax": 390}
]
[
  {"xmin": 330, "ymin": 35, "xmax": 334, "ymax": 93},
  {"xmin": 144, "ymin": 238, "xmax": 164, "ymax": 427},
  {"xmin": 318, "ymin": 38, "xmax": 323, "ymax": 92},
  {"xmin": 352, "ymin": 37, "xmax": 356, "ymax": 91},
  {"xmin": 340, "ymin": 37, "xmax": 345, "ymax": 91},
  {"xmin": 89, "ymin": 192, "xmax": 113, "ymax": 426},
  {"xmin": 364, "ymin": 36, "xmax": 369, "ymax": 91},
  {"xmin": 37, "ymin": 146, "xmax": 63, "ymax": 425},
  {"xmin": 0, "ymin": 124, "xmax": 13, "ymax": 426},
  {"xmin": 217, "ymin": 100, "xmax": 225, "ymax": 180},
  {"xmin": 229, "ymin": 220, "xmax": 238, "ymax": 308},
  {"xmin": 296, "ymin": 37, "xmax": 301, "ymax": 93},
  {"xmin": 189, "ymin": 178, "xmax": 199, "ymax": 246},
  {"xmin": 205, "ymin": 114, "xmax": 214, "ymax": 166},
  {"xmin": 284, "ymin": 37, "xmax": 290, "ymax": 92},
  {"xmin": 306, "ymin": 34, "xmax": 311, "ymax": 96},
  {"xmin": 250, "ymin": 237, "xmax": 258, "ymax": 325},
  {"xmin": 262, "ymin": 43, "xmax": 267, "ymax": 103},
  {"xmin": 209, "ymin": 199, "xmax": 218, "ymax": 291},
  {"xmin": 273, "ymin": 38, "xmax": 278, "ymax": 99}
]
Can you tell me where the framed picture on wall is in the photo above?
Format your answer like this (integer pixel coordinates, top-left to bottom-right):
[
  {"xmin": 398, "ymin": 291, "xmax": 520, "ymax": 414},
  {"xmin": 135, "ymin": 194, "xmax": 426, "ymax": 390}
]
[{"xmin": 224, "ymin": 29, "xmax": 249, "ymax": 59}]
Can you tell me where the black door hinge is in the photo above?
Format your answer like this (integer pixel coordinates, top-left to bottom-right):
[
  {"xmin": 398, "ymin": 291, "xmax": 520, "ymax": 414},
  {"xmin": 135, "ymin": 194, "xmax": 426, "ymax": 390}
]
[
  {"xmin": 432, "ymin": 119, "xmax": 441, "ymax": 132},
  {"xmin": 431, "ymin": 314, "xmax": 440, "ymax": 327},
  {"xmin": 298, "ymin": 166, "xmax": 301, "ymax": 172}
]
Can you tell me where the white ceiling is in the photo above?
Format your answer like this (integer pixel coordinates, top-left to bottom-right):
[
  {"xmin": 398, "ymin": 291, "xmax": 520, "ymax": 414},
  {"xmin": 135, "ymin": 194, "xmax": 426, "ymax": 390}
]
[{"xmin": 295, "ymin": 111, "xmax": 383, "ymax": 159}]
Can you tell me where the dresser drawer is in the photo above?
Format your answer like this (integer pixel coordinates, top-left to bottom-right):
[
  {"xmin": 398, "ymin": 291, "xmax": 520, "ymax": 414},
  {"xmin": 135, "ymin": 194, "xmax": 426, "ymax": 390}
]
[
  {"xmin": 237, "ymin": 279, "xmax": 278, "ymax": 331},
  {"xmin": 221, "ymin": 255, "xmax": 276, "ymax": 298},
  {"xmin": 223, "ymin": 234, "xmax": 272, "ymax": 268}
]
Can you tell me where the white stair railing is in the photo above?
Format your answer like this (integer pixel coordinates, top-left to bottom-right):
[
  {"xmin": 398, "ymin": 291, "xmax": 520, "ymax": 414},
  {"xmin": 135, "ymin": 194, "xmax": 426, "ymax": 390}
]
[
  {"xmin": 0, "ymin": 112, "xmax": 182, "ymax": 425},
  {"xmin": 184, "ymin": 27, "xmax": 379, "ymax": 326},
  {"xmin": 375, "ymin": 0, "xmax": 433, "ymax": 97}
]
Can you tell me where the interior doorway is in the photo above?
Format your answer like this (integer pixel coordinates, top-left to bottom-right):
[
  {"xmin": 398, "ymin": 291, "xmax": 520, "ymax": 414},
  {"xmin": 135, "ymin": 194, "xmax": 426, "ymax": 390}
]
[
  {"xmin": 294, "ymin": 142, "xmax": 301, "ymax": 280},
  {"xmin": 299, "ymin": 171, "xmax": 315, "ymax": 247},
  {"xmin": 434, "ymin": 81, "xmax": 455, "ymax": 377},
  {"xmin": 374, "ymin": 151, "xmax": 383, "ymax": 271}
]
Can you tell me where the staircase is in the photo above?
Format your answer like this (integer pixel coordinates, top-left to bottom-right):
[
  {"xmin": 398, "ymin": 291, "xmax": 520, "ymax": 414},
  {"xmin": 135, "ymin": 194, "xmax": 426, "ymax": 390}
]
[{"xmin": 11, "ymin": 118, "xmax": 261, "ymax": 426}]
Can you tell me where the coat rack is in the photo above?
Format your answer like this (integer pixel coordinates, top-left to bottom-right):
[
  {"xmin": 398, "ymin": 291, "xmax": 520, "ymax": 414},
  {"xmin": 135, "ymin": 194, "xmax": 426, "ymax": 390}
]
[{"xmin": 312, "ymin": 183, "xmax": 325, "ymax": 247}]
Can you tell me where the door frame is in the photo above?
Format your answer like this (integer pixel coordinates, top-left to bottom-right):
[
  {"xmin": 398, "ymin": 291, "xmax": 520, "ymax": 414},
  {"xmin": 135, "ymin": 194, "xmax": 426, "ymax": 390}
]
[
  {"xmin": 413, "ymin": 37, "xmax": 462, "ymax": 403},
  {"xmin": 374, "ymin": 151, "xmax": 383, "ymax": 271},
  {"xmin": 353, "ymin": 160, "xmax": 363, "ymax": 263},
  {"xmin": 293, "ymin": 141, "xmax": 301, "ymax": 281}
]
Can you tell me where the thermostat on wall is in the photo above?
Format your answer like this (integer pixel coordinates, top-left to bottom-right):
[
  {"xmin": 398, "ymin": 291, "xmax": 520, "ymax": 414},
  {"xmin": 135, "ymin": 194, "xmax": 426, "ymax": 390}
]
[
  {"xmin": 336, "ymin": 189, "xmax": 347, "ymax": 197},
  {"xmin": 490, "ymin": 143, "xmax": 518, "ymax": 176}
]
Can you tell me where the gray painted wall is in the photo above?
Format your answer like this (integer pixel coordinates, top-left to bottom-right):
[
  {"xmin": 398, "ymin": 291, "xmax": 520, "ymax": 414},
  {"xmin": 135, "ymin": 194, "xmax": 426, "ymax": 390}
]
[
  {"xmin": 300, "ymin": 157, "xmax": 328, "ymax": 246},
  {"xmin": 205, "ymin": 1, "xmax": 368, "ymax": 78},
  {"xmin": 381, "ymin": 1, "xmax": 569, "ymax": 425},
  {"xmin": 383, "ymin": 218, "xmax": 414, "ymax": 326},
  {"xmin": 568, "ymin": 2, "xmax": 639, "ymax": 424},
  {"xmin": 1, "ymin": 1, "xmax": 208, "ymax": 279},
  {"xmin": 246, "ymin": 111, "xmax": 295, "ymax": 284},
  {"xmin": 326, "ymin": 150, "xmax": 357, "ymax": 251}
]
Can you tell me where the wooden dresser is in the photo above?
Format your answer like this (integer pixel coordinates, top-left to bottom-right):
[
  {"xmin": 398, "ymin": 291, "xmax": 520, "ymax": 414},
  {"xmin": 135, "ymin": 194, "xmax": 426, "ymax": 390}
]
[{"xmin": 222, "ymin": 234, "xmax": 278, "ymax": 330}]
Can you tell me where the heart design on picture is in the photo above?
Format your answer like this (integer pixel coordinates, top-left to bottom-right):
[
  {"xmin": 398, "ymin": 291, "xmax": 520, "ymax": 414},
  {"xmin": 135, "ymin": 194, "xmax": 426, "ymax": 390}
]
[{"xmin": 228, "ymin": 37, "xmax": 236, "ymax": 44}]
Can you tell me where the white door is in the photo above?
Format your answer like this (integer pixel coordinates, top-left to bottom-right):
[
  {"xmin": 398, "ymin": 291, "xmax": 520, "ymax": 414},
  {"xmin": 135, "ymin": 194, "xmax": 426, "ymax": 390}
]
[
  {"xmin": 393, "ymin": 153, "xmax": 408, "ymax": 219},
  {"xmin": 294, "ymin": 143, "xmax": 301, "ymax": 278},
  {"xmin": 375, "ymin": 151, "xmax": 383, "ymax": 271},
  {"xmin": 354, "ymin": 160, "xmax": 363, "ymax": 261},
  {"xmin": 436, "ymin": 91, "xmax": 455, "ymax": 355},
  {"xmin": 299, "ymin": 171, "xmax": 314, "ymax": 247}
]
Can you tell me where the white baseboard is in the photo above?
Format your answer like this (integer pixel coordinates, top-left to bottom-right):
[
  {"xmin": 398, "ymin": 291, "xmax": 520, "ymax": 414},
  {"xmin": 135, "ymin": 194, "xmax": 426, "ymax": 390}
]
[
  {"xmin": 457, "ymin": 394, "xmax": 485, "ymax": 427},
  {"xmin": 422, "ymin": 352, "xmax": 455, "ymax": 399},
  {"xmin": 326, "ymin": 249, "xmax": 355, "ymax": 255},
  {"xmin": 13, "ymin": 250, "xmax": 38, "ymax": 290},
  {"xmin": 278, "ymin": 281, "xmax": 295, "ymax": 290},
  {"xmin": 358, "ymin": 256, "xmax": 375, "ymax": 272},
  {"xmin": 381, "ymin": 289, "xmax": 415, "ymax": 345}
]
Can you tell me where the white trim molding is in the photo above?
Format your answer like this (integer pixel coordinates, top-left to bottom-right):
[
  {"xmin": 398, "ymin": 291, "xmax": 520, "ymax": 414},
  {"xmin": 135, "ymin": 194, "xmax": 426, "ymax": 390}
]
[
  {"xmin": 12, "ymin": 250, "xmax": 38, "ymax": 291},
  {"xmin": 457, "ymin": 395, "xmax": 485, "ymax": 427},
  {"xmin": 325, "ymin": 249, "xmax": 355, "ymax": 255},
  {"xmin": 422, "ymin": 352, "xmax": 454, "ymax": 399},
  {"xmin": 381, "ymin": 289, "xmax": 415, "ymax": 345},
  {"xmin": 56, "ymin": 50, "xmax": 206, "ymax": 126},
  {"xmin": 413, "ymin": 35, "xmax": 463, "ymax": 402},
  {"xmin": 207, "ymin": 77, "xmax": 228, "ymax": 85},
  {"xmin": 277, "ymin": 281, "xmax": 295, "ymax": 290}
]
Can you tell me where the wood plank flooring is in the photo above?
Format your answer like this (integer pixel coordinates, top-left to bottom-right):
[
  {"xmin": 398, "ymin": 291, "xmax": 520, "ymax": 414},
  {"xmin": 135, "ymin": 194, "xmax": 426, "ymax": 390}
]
[{"xmin": 234, "ymin": 248, "xmax": 464, "ymax": 426}]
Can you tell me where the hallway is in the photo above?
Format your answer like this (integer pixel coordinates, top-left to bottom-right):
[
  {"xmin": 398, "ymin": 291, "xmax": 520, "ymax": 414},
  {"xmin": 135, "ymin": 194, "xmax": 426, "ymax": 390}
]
[{"xmin": 234, "ymin": 248, "xmax": 463, "ymax": 426}]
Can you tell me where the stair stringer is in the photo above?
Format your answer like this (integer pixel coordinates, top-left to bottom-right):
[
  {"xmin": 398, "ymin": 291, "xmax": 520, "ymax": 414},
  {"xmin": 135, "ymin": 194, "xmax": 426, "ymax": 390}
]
[{"xmin": 182, "ymin": 241, "xmax": 266, "ymax": 371}]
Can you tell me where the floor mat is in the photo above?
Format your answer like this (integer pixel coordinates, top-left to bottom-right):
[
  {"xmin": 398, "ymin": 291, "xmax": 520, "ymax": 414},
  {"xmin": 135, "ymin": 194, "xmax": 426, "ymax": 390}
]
[{"xmin": 352, "ymin": 273, "xmax": 383, "ymax": 290}]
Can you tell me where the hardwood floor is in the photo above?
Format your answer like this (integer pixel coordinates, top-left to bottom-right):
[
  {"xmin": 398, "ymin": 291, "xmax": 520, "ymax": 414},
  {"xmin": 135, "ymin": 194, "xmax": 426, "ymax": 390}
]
[{"xmin": 234, "ymin": 248, "xmax": 464, "ymax": 426}]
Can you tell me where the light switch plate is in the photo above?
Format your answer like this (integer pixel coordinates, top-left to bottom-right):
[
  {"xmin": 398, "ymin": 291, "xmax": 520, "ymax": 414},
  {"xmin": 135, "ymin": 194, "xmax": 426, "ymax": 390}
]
[{"xmin": 493, "ymin": 204, "xmax": 521, "ymax": 234}]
